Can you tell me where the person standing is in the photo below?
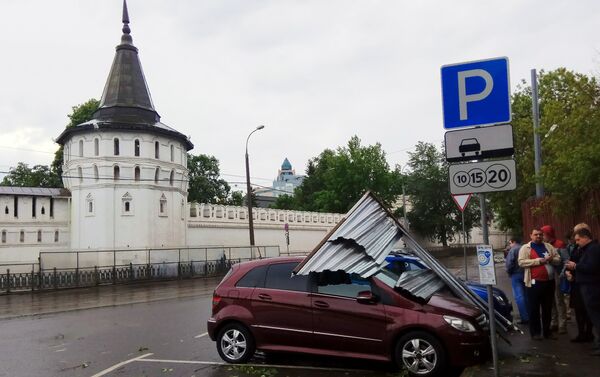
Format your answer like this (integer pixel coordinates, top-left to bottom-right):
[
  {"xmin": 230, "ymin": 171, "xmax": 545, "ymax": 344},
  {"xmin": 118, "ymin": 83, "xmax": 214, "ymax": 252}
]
[
  {"xmin": 505, "ymin": 237, "xmax": 528, "ymax": 324},
  {"xmin": 566, "ymin": 224, "xmax": 594, "ymax": 343},
  {"xmin": 541, "ymin": 225, "xmax": 568, "ymax": 334},
  {"xmin": 565, "ymin": 228, "xmax": 600, "ymax": 356},
  {"xmin": 518, "ymin": 228, "xmax": 561, "ymax": 340}
]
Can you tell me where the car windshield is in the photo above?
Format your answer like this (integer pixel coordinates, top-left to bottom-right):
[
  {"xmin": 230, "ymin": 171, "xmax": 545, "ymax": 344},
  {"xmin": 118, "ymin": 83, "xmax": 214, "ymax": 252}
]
[{"xmin": 373, "ymin": 268, "xmax": 401, "ymax": 289}]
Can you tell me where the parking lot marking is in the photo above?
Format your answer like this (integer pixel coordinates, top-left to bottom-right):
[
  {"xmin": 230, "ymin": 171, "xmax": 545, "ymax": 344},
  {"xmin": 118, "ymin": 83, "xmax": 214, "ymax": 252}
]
[
  {"xmin": 137, "ymin": 358, "xmax": 368, "ymax": 372},
  {"xmin": 89, "ymin": 353, "xmax": 153, "ymax": 377},
  {"xmin": 194, "ymin": 332, "xmax": 208, "ymax": 338}
]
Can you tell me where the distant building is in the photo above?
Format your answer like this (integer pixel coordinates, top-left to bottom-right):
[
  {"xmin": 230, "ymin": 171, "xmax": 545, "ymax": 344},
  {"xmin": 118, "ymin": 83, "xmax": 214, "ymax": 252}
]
[{"xmin": 254, "ymin": 158, "xmax": 305, "ymax": 207}]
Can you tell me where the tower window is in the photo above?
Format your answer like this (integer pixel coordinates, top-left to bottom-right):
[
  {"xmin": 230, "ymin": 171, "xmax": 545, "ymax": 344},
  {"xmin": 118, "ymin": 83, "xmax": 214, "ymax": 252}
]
[
  {"xmin": 159, "ymin": 194, "xmax": 167, "ymax": 216},
  {"xmin": 170, "ymin": 145, "xmax": 174, "ymax": 162},
  {"xmin": 19, "ymin": 230, "xmax": 24, "ymax": 243},
  {"xmin": 13, "ymin": 196, "xmax": 18, "ymax": 218},
  {"xmin": 114, "ymin": 165, "xmax": 120, "ymax": 181},
  {"xmin": 4, "ymin": 206, "xmax": 8, "ymax": 215},
  {"xmin": 135, "ymin": 139, "xmax": 140, "ymax": 157},
  {"xmin": 86, "ymin": 194, "xmax": 95, "ymax": 216},
  {"xmin": 32, "ymin": 197, "xmax": 36, "ymax": 218},
  {"xmin": 155, "ymin": 141, "xmax": 160, "ymax": 159},
  {"xmin": 41, "ymin": 206, "xmax": 45, "ymax": 215},
  {"xmin": 121, "ymin": 193, "xmax": 133, "ymax": 215},
  {"xmin": 1, "ymin": 230, "xmax": 6, "ymax": 243},
  {"xmin": 94, "ymin": 138, "xmax": 99, "ymax": 156},
  {"xmin": 54, "ymin": 231, "xmax": 59, "ymax": 243},
  {"xmin": 78, "ymin": 166, "xmax": 83, "ymax": 183},
  {"xmin": 79, "ymin": 140, "xmax": 84, "ymax": 157},
  {"xmin": 114, "ymin": 138, "xmax": 120, "ymax": 155},
  {"xmin": 125, "ymin": 201, "xmax": 130, "ymax": 212},
  {"xmin": 94, "ymin": 165, "xmax": 99, "ymax": 181},
  {"xmin": 169, "ymin": 170, "xmax": 174, "ymax": 186},
  {"xmin": 154, "ymin": 167, "xmax": 160, "ymax": 183},
  {"xmin": 50, "ymin": 198, "xmax": 54, "ymax": 218},
  {"xmin": 135, "ymin": 166, "xmax": 141, "ymax": 182},
  {"xmin": 37, "ymin": 230, "xmax": 42, "ymax": 243}
]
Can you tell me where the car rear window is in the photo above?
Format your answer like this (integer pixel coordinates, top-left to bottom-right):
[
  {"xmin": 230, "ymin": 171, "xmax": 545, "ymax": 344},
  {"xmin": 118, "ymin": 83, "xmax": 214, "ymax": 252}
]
[
  {"xmin": 235, "ymin": 265, "xmax": 267, "ymax": 288},
  {"xmin": 264, "ymin": 263, "xmax": 309, "ymax": 292}
]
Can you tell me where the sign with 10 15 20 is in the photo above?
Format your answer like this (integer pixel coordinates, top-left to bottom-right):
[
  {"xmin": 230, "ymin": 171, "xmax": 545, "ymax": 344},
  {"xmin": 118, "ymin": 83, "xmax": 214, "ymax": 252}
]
[{"xmin": 448, "ymin": 159, "xmax": 516, "ymax": 195}]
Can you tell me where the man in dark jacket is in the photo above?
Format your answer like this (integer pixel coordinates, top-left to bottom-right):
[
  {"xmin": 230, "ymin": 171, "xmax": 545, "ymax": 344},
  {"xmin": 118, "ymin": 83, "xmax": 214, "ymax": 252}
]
[
  {"xmin": 566, "ymin": 228, "xmax": 600, "ymax": 355},
  {"xmin": 505, "ymin": 238, "xmax": 528, "ymax": 323}
]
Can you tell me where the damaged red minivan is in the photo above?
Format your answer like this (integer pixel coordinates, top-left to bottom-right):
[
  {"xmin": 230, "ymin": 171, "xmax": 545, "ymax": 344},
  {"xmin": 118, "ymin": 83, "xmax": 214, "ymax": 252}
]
[{"xmin": 207, "ymin": 257, "xmax": 489, "ymax": 377}]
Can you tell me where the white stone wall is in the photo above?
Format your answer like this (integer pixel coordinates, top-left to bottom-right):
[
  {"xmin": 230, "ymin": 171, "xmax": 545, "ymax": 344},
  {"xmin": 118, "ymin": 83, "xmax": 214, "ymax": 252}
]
[
  {"xmin": 0, "ymin": 195, "xmax": 70, "ymax": 263},
  {"xmin": 187, "ymin": 203, "xmax": 341, "ymax": 254}
]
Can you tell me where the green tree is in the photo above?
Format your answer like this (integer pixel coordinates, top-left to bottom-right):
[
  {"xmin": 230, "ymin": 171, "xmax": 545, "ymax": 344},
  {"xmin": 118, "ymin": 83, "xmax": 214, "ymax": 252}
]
[
  {"xmin": 51, "ymin": 98, "xmax": 100, "ymax": 186},
  {"xmin": 187, "ymin": 153, "xmax": 242, "ymax": 204},
  {"xmin": 1, "ymin": 163, "xmax": 62, "ymax": 188},
  {"xmin": 278, "ymin": 136, "xmax": 402, "ymax": 213},
  {"xmin": 488, "ymin": 68, "xmax": 600, "ymax": 233},
  {"xmin": 271, "ymin": 194, "xmax": 295, "ymax": 210},
  {"xmin": 405, "ymin": 142, "xmax": 480, "ymax": 246}
]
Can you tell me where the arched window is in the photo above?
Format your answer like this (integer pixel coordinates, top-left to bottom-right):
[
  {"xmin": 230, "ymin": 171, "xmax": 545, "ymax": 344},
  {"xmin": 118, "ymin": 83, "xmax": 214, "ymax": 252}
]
[
  {"xmin": 134, "ymin": 166, "xmax": 141, "ymax": 182},
  {"xmin": 155, "ymin": 141, "xmax": 160, "ymax": 159},
  {"xmin": 154, "ymin": 167, "xmax": 160, "ymax": 183},
  {"xmin": 77, "ymin": 166, "xmax": 83, "ymax": 183},
  {"xmin": 122, "ymin": 192, "xmax": 133, "ymax": 215},
  {"xmin": 169, "ymin": 170, "xmax": 174, "ymax": 186},
  {"xmin": 79, "ymin": 140, "xmax": 84, "ymax": 157},
  {"xmin": 93, "ymin": 165, "xmax": 99, "ymax": 182},
  {"xmin": 94, "ymin": 138, "xmax": 99, "ymax": 156},
  {"xmin": 41, "ymin": 206, "xmax": 45, "ymax": 215},
  {"xmin": 86, "ymin": 193, "xmax": 94, "ymax": 216},
  {"xmin": 4, "ymin": 206, "xmax": 8, "ymax": 215},
  {"xmin": 114, "ymin": 165, "xmax": 120, "ymax": 181},
  {"xmin": 1, "ymin": 230, "xmax": 6, "ymax": 243},
  {"xmin": 37, "ymin": 230, "xmax": 42, "ymax": 243},
  {"xmin": 134, "ymin": 139, "xmax": 140, "ymax": 157},
  {"xmin": 159, "ymin": 194, "xmax": 167, "ymax": 216},
  {"xmin": 170, "ymin": 145, "xmax": 174, "ymax": 162},
  {"xmin": 19, "ymin": 230, "xmax": 24, "ymax": 243},
  {"xmin": 54, "ymin": 230, "xmax": 59, "ymax": 243},
  {"xmin": 114, "ymin": 138, "xmax": 120, "ymax": 156}
]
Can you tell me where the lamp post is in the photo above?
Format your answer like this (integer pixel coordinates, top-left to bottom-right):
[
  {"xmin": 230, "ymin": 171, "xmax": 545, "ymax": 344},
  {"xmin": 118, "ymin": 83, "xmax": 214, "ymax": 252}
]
[{"xmin": 245, "ymin": 125, "xmax": 265, "ymax": 248}]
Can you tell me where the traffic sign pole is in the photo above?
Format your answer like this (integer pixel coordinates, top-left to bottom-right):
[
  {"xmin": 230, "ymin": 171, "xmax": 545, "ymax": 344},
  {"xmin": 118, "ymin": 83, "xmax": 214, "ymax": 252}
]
[
  {"xmin": 479, "ymin": 194, "xmax": 498, "ymax": 377},
  {"xmin": 462, "ymin": 210, "xmax": 467, "ymax": 280}
]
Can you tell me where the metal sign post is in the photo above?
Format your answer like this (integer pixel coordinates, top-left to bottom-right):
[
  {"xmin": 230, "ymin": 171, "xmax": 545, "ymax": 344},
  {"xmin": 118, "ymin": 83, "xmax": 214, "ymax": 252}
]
[{"xmin": 451, "ymin": 194, "xmax": 472, "ymax": 280}]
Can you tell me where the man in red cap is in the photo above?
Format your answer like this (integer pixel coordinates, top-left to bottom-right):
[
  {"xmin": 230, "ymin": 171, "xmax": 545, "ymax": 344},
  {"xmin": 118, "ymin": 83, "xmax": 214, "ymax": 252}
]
[{"xmin": 541, "ymin": 225, "xmax": 568, "ymax": 334}]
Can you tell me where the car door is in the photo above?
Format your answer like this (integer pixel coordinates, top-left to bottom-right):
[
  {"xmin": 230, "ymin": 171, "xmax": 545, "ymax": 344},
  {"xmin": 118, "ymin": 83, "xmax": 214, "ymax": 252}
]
[
  {"xmin": 310, "ymin": 273, "xmax": 388, "ymax": 357},
  {"xmin": 250, "ymin": 262, "xmax": 313, "ymax": 349}
]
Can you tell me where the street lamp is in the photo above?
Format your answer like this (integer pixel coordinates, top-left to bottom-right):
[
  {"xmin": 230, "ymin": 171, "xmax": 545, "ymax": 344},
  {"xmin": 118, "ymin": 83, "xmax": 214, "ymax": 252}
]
[{"xmin": 245, "ymin": 125, "xmax": 265, "ymax": 247}]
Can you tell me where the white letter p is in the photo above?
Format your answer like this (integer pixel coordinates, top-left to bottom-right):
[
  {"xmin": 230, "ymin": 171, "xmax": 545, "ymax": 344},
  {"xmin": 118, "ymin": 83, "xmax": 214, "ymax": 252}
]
[{"xmin": 457, "ymin": 69, "xmax": 494, "ymax": 120}]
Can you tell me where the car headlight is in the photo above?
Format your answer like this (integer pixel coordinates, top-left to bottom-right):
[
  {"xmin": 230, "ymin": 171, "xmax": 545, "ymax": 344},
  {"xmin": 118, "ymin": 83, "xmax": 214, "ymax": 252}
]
[
  {"xmin": 443, "ymin": 315, "xmax": 476, "ymax": 332},
  {"xmin": 493, "ymin": 293, "xmax": 505, "ymax": 305}
]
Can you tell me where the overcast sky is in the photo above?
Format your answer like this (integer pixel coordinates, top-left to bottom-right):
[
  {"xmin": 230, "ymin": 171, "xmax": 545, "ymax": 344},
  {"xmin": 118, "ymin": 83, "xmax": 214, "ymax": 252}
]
[{"xmin": 0, "ymin": 0, "xmax": 599, "ymax": 192}]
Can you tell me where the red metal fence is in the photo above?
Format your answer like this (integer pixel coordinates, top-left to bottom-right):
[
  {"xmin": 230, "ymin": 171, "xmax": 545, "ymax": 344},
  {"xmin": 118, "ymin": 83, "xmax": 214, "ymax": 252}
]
[{"xmin": 521, "ymin": 190, "xmax": 600, "ymax": 241}]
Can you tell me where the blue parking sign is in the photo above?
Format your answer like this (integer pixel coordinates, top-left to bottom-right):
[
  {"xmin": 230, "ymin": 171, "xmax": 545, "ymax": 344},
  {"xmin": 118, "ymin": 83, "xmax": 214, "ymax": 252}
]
[{"xmin": 441, "ymin": 57, "xmax": 511, "ymax": 129}]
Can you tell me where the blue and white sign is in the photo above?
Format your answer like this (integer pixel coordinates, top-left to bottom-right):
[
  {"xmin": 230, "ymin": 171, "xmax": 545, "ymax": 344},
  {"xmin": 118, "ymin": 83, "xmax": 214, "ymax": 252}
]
[
  {"xmin": 441, "ymin": 57, "xmax": 511, "ymax": 129},
  {"xmin": 476, "ymin": 245, "xmax": 497, "ymax": 285}
]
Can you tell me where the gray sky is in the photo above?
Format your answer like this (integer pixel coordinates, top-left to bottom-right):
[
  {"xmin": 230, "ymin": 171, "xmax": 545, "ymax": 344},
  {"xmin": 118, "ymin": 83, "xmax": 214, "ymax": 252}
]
[{"xmin": 1, "ymin": 0, "xmax": 599, "ymax": 192}]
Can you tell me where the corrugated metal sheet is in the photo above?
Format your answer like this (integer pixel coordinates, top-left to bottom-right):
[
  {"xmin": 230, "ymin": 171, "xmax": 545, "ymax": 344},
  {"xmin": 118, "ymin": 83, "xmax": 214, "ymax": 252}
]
[
  {"xmin": 295, "ymin": 191, "xmax": 515, "ymax": 334},
  {"xmin": 0, "ymin": 187, "xmax": 70, "ymax": 197},
  {"xmin": 296, "ymin": 192, "xmax": 402, "ymax": 277},
  {"xmin": 394, "ymin": 269, "xmax": 446, "ymax": 300}
]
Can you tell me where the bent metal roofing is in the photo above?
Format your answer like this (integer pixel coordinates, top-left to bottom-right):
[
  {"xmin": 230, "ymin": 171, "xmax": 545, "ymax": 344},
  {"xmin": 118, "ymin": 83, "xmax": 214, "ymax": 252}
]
[{"xmin": 294, "ymin": 191, "xmax": 514, "ymax": 334}]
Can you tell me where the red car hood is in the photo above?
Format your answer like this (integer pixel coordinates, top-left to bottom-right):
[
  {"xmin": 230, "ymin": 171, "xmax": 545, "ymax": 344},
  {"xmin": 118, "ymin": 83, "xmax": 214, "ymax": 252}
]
[{"xmin": 426, "ymin": 292, "xmax": 481, "ymax": 319}]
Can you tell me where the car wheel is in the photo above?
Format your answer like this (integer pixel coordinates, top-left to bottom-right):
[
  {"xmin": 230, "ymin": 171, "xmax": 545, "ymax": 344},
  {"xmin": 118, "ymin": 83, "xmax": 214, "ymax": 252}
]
[
  {"xmin": 216, "ymin": 323, "xmax": 255, "ymax": 363},
  {"xmin": 395, "ymin": 331, "xmax": 446, "ymax": 377}
]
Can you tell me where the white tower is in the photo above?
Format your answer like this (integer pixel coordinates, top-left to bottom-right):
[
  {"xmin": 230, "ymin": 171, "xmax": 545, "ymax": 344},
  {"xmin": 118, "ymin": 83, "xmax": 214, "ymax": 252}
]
[{"xmin": 56, "ymin": 1, "xmax": 193, "ymax": 250}]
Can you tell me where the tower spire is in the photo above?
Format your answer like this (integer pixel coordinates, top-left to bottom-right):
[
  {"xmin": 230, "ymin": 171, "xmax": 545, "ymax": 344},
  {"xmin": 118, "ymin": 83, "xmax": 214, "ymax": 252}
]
[{"xmin": 121, "ymin": 0, "xmax": 132, "ymax": 45}]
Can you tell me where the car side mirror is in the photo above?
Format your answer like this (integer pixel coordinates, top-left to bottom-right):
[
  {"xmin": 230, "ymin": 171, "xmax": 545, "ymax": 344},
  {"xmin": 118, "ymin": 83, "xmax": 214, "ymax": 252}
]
[{"xmin": 356, "ymin": 290, "xmax": 378, "ymax": 305}]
